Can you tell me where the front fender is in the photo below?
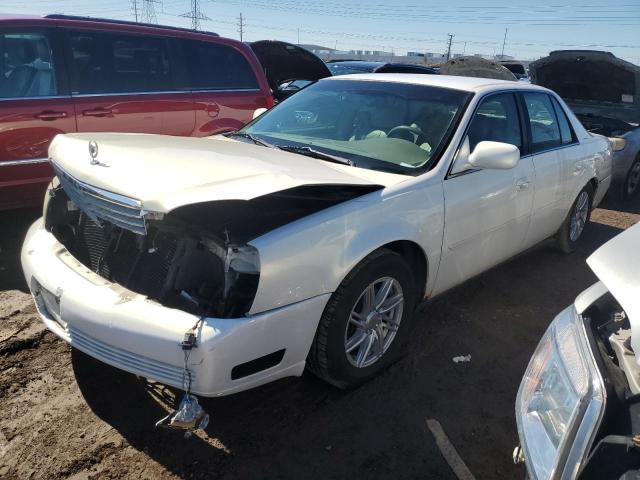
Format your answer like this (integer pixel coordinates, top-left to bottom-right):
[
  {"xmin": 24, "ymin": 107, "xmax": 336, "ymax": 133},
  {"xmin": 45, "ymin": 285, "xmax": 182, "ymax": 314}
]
[{"xmin": 248, "ymin": 183, "xmax": 445, "ymax": 314}]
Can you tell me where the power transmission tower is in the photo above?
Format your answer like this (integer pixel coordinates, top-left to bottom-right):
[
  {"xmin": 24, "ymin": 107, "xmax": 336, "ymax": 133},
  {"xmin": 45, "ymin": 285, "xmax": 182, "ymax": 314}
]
[
  {"xmin": 237, "ymin": 13, "xmax": 245, "ymax": 41},
  {"xmin": 181, "ymin": 0, "xmax": 210, "ymax": 30},
  {"xmin": 142, "ymin": 0, "xmax": 161, "ymax": 23},
  {"xmin": 132, "ymin": 0, "xmax": 139, "ymax": 22},
  {"xmin": 500, "ymin": 28, "xmax": 508, "ymax": 59},
  {"xmin": 446, "ymin": 34, "xmax": 454, "ymax": 61}
]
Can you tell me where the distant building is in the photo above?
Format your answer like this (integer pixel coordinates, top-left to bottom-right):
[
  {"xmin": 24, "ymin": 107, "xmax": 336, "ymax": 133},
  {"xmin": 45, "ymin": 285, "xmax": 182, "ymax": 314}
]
[{"xmin": 299, "ymin": 44, "xmax": 337, "ymax": 56}]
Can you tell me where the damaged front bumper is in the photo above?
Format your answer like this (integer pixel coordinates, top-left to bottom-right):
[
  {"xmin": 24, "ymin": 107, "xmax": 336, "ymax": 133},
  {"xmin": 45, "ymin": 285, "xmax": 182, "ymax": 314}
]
[{"xmin": 22, "ymin": 219, "xmax": 330, "ymax": 397}]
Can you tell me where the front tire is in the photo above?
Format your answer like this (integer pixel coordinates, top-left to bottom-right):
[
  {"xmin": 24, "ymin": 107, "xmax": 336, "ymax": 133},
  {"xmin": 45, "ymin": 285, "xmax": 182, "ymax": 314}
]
[
  {"xmin": 307, "ymin": 249, "xmax": 416, "ymax": 389},
  {"xmin": 556, "ymin": 184, "xmax": 593, "ymax": 253}
]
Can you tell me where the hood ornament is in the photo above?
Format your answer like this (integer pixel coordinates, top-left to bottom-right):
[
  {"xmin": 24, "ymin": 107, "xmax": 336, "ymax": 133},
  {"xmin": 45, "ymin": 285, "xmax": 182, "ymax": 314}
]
[{"xmin": 88, "ymin": 140, "xmax": 108, "ymax": 167}]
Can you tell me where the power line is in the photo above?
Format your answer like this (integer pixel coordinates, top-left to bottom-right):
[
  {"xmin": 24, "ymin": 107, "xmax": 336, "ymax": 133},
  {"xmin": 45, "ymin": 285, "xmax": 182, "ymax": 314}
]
[
  {"xmin": 209, "ymin": 0, "xmax": 640, "ymax": 25},
  {"xmin": 237, "ymin": 12, "xmax": 244, "ymax": 41},
  {"xmin": 446, "ymin": 33, "xmax": 454, "ymax": 61},
  {"xmin": 181, "ymin": 0, "xmax": 210, "ymax": 30},
  {"xmin": 142, "ymin": 0, "xmax": 162, "ymax": 23},
  {"xmin": 501, "ymin": 27, "xmax": 508, "ymax": 57}
]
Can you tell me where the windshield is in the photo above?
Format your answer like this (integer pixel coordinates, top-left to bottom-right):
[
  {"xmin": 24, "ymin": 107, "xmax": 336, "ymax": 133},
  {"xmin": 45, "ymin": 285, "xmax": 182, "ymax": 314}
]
[{"xmin": 241, "ymin": 79, "xmax": 471, "ymax": 175}]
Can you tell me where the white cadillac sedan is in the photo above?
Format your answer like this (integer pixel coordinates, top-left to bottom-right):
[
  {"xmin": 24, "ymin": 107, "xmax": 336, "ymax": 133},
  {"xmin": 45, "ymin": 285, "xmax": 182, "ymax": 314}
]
[{"xmin": 22, "ymin": 74, "xmax": 612, "ymax": 399}]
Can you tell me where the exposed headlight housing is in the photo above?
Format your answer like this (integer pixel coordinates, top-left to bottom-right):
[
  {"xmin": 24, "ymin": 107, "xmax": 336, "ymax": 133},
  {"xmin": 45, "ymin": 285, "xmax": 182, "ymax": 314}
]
[
  {"xmin": 608, "ymin": 137, "xmax": 626, "ymax": 152},
  {"xmin": 516, "ymin": 306, "xmax": 606, "ymax": 480}
]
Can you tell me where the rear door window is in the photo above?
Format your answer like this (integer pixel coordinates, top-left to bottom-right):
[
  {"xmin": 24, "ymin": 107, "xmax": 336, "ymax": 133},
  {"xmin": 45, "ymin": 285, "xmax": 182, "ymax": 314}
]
[
  {"xmin": 551, "ymin": 97, "xmax": 575, "ymax": 145},
  {"xmin": 0, "ymin": 31, "xmax": 57, "ymax": 98},
  {"xmin": 184, "ymin": 40, "xmax": 259, "ymax": 90},
  {"xmin": 69, "ymin": 31, "xmax": 173, "ymax": 94},
  {"xmin": 522, "ymin": 92, "xmax": 562, "ymax": 152}
]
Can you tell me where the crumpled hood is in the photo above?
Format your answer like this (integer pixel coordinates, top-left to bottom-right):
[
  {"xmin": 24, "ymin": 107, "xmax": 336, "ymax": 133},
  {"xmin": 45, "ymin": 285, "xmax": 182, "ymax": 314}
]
[
  {"xmin": 250, "ymin": 40, "xmax": 331, "ymax": 93},
  {"xmin": 530, "ymin": 50, "xmax": 640, "ymax": 124},
  {"xmin": 48, "ymin": 133, "xmax": 406, "ymax": 213},
  {"xmin": 587, "ymin": 222, "xmax": 640, "ymax": 359}
]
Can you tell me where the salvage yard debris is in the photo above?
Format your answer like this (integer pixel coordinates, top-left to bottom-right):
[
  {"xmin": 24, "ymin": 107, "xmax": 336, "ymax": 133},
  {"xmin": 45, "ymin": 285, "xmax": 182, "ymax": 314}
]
[{"xmin": 452, "ymin": 355, "xmax": 472, "ymax": 363}]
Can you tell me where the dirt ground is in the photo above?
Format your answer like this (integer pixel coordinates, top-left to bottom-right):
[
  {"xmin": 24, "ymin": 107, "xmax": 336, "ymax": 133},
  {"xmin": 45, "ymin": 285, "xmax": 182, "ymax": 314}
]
[{"xmin": 1, "ymin": 198, "xmax": 638, "ymax": 480}]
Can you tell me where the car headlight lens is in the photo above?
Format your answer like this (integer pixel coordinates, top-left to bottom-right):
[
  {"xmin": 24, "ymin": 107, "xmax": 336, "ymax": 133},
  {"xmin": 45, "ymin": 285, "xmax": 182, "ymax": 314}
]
[{"xmin": 516, "ymin": 306, "xmax": 605, "ymax": 480}]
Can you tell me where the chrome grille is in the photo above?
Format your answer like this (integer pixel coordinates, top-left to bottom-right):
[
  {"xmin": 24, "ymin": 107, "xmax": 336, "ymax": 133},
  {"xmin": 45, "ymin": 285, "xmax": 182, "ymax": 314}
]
[
  {"xmin": 69, "ymin": 327, "xmax": 190, "ymax": 387},
  {"xmin": 53, "ymin": 163, "xmax": 147, "ymax": 235}
]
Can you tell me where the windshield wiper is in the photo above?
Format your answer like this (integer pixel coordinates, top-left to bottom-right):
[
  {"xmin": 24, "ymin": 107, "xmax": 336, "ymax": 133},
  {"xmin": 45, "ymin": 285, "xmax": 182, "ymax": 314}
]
[
  {"xmin": 277, "ymin": 145, "xmax": 354, "ymax": 166},
  {"xmin": 225, "ymin": 132, "xmax": 274, "ymax": 148}
]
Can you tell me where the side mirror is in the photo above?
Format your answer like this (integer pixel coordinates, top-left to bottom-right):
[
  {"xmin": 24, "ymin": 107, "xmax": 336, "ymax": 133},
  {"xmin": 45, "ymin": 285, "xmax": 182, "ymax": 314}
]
[
  {"xmin": 468, "ymin": 141, "xmax": 520, "ymax": 170},
  {"xmin": 253, "ymin": 108, "xmax": 268, "ymax": 120}
]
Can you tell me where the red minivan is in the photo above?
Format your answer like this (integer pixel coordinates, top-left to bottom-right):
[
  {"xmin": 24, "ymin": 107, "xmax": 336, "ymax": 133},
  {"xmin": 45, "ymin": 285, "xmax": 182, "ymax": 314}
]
[{"xmin": 0, "ymin": 14, "xmax": 330, "ymax": 210}]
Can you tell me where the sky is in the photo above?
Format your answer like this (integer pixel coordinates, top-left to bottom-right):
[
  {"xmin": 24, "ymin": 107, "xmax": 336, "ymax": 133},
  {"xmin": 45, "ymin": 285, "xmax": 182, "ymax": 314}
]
[{"xmin": 4, "ymin": 0, "xmax": 640, "ymax": 63}]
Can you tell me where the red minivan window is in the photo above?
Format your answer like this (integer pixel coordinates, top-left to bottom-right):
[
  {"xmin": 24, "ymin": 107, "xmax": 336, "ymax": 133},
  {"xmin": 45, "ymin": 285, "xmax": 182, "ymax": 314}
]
[
  {"xmin": 181, "ymin": 39, "xmax": 270, "ymax": 135},
  {"xmin": 0, "ymin": 28, "xmax": 75, "ymax": 210},
  {"xmin": 0, "ymin": 17, "xmax": 273, "ymax": 210},
  {"xmin": 184, "ymin": 40, "xmax": 259, "ymax": 91},
  {"xmin": 69, "ymin": 31, "xmax": 174, "ymax": 95}
]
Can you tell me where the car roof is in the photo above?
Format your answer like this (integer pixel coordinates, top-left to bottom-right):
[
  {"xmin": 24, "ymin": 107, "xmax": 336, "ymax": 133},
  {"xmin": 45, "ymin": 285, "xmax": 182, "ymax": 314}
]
[
  {"xmin": 325, "ymin": 73, "xmax": 547, "ymax": 93},
  {"xmin": 0, "ymin": 13, "xmax": 220, "ymax": 38},
  {"xmin": 0, "ymin": 13, "xmax": 41, "ymax": 21}
]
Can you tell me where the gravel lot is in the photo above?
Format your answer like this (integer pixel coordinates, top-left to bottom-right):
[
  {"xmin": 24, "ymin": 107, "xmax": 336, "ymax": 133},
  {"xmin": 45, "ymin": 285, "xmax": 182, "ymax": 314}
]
[{"xmin": 1, "ymin": 198, "xmax": 638, "ymax": 480}]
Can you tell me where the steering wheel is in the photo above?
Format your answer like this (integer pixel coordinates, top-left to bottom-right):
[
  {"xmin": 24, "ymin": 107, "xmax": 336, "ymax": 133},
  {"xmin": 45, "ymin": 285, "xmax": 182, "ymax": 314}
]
[{"xmin": 387, "ymin": 125, "xmax": 428, "ymax": 145}]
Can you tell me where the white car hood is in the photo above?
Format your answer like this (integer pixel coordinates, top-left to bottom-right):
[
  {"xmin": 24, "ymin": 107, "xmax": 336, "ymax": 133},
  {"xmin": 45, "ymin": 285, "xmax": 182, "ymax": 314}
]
[
  {"xmin": 49, "ymin": 133, "xmax": 408, "ymax": 212},
  {"xmin": 587, "ymin": 222, "xmax": 640, "ymax": 358}
]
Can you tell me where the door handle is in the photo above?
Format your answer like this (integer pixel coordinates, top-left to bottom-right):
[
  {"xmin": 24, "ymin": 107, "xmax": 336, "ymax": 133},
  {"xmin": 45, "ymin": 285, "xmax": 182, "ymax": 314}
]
[
  {"xmin": 206, "ymin": 103, "xmax": 220, "ymax": 118},
  {"xmin": 82, "ymin": 108, "xmax": 113, "ymax": 117},
  {"xmin": 35, "ymin": 110, "xmax": 68, "ymax": 121},
  {"xmin": 516, "ymin": 178, "xmax": 530, "ymax": 191}
]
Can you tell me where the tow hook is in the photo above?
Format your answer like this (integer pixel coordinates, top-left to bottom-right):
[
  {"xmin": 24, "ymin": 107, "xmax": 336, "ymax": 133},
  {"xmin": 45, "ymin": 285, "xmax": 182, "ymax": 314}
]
[
  {"xmin": 155, "ymin": 320, "xmax": 210, "ymax": 438},
  {"xmin": 513, "ymin": 445, "xmax": 524, "ymax": 464},
  {"xmin": 155, "ymin": 393, "xmax": 209, "ymax": 438}
]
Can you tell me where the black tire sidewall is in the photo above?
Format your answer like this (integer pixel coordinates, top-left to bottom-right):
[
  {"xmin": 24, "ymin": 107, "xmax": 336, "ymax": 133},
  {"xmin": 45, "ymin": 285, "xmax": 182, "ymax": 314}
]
[
  {"xmin": 624, "ymin": 157, "xmax": 640, "ymax": 200},
  {"xmin": 322, "ymin": 251, "xmax": 416, "ymax": 387}
]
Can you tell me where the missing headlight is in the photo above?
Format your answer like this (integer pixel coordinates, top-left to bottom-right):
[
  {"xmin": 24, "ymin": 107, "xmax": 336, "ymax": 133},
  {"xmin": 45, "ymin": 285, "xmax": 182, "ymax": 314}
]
[{"xmin": 45, "ymin": 185, "xmax": 260, "ymax": 318}]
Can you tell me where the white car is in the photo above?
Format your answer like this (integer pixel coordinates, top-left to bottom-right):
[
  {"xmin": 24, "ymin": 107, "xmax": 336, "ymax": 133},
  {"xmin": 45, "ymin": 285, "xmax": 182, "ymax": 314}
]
[
  {"xmin": 515, "ymin": 221, "xmax": 640, "ymax": 479},
  {"xmin": 22, "ymin": 74, "xmax": 612, "ymax": 399}
]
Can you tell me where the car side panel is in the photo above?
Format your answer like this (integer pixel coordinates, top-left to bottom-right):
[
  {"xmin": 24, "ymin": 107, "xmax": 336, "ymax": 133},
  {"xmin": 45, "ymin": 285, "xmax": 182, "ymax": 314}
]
[
  {"xmin": 73, "ymin": 92, "xmax": 195, "ymax": 136},
  {"xmin": 248, "ymin": 177, "xmax": 445, "ymax": 315},
  {"xmin": 524, "ymin": 149, "xmax": 568, "ymax": 244},
  {"xmin": 435, "ymin": 158, "xmax": 535, "ymax": 295},
  {"xmin": 551, "ymin": 94, "xmax": 612, "ymax": 205},
  {"xmin": 0, "ymin": 25, "xmax": 76, "ymax": 210},
  {"xmin": 0, "ymin": 98, "xmax": 75, "ymax": 209},
  {"xmin": 191, "ymin": 91, "xmax": 271, "ymax": 136},
  {"xmin": 566, "ymin": 136, "xmax": 611, "ymax": 209},
  {"xmin": 611, "ymin": 128, "xmax": 639, "ymax": 195}
]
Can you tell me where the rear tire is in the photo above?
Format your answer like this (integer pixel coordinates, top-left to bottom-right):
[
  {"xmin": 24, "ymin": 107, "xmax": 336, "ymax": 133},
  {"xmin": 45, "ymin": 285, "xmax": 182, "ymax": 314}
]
[
  {"xmin": 307, "ymin": 249, "xmax": 416, "ymax": 389},
  {"xmin": 624, "ymin": 156, "xmax": 640, "ymax": 200},
  {"xmin": 556, "ymin": 184, "xmax": 593, "ymax": 253}
]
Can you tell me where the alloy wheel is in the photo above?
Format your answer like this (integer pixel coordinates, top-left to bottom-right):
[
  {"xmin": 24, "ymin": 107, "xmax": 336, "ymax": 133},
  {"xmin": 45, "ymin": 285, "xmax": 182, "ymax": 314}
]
[
  {"xmin": 569, "ymin": 191, "xmax": 590, "ymax": 242},
  {"xmin": 344, "ymin": 277, "xmax": 404, "ymax": 369}
]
